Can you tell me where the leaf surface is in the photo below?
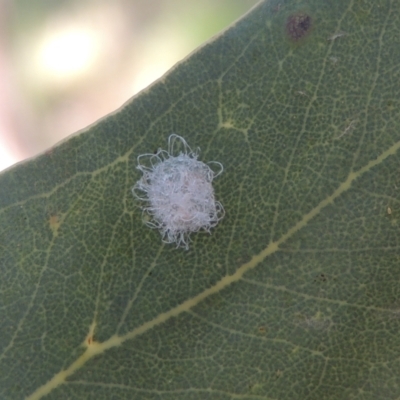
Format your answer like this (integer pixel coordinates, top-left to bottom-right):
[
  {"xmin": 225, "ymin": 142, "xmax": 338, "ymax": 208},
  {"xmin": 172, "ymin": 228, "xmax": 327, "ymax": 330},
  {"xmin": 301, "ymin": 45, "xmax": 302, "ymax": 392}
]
[{"xmin": 2, "ymin": 0, "xmax": 400, "ymax": 399}]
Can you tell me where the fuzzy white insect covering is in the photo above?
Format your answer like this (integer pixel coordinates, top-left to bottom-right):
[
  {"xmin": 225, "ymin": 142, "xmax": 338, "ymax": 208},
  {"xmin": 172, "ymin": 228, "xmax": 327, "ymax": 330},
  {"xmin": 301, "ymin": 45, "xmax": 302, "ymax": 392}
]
[{"xmin": 132, "ymin": 134, "xmax": 224, "ymax": 249}]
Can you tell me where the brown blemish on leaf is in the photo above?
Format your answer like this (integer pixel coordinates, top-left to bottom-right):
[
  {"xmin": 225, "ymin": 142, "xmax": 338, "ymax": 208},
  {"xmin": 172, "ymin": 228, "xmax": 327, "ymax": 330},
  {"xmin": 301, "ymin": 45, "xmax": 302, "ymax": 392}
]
[
  {"xmin": 85, "ymin": 322, "xmax": 97, "ymax": 348},
  {"xmin": 286, "ymin": 12, "xmax": 312, "ymax": 41},
  {"xmin": 257, "ymin": 325, "xmax": 267, "ymax": 335},
  {"xmin": 49, "ymin": 215, "xmax": 60, "ymax": 236},
  {"xmin": 386, "ymin": 206, "xmax": 397, "ymax": 225}
]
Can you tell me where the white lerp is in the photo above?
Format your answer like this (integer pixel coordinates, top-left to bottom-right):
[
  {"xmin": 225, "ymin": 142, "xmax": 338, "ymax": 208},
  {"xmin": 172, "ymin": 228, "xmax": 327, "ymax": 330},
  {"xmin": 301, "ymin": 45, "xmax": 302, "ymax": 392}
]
[{"xmin": 132, "ymin": 134, "xmax": 224, "ymax": 249}]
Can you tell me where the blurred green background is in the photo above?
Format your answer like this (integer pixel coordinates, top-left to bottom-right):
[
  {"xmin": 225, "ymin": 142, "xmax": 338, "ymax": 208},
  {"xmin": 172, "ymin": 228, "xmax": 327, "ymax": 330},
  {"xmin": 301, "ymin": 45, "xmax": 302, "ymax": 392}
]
[{"xmin": 0, "ymin": 0, "xmax": 258, "ymax": 171}]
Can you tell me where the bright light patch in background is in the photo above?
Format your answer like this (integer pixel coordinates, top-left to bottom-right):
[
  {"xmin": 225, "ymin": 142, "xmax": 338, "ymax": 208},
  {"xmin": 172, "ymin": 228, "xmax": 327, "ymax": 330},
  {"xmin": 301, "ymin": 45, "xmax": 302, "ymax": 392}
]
[
  {"xmin": 36, "ymin": 26, "xmax": 99, "ymax": 83},
  {"xmin": 130, "ymin": 27, "xmax": 193, "ymax": 95},
  {"xmin": 0, "ymin": 1, "xmax": 259, "ymax": 172},
  {"xmin": 0, "ymin": 132, "xmax": 19, "ymax": 171}
]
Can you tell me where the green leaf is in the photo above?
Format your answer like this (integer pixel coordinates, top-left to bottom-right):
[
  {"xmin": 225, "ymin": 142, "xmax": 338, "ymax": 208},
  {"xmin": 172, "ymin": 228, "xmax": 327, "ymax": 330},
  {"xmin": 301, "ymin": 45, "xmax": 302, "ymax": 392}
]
[{"xmin": 2, "ymin": 0, "xmax": 400, "ymax": 398}]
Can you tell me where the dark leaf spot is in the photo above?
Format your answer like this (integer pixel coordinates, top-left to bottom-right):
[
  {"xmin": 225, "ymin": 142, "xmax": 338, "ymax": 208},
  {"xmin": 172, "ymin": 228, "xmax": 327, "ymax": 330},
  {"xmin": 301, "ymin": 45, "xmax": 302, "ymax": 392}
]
[
  {"xmin": 286, "ymin": 13, "xmax": 312, "ymax": 41},
  {"xmin": 314, "ymin": 273, "xmax": 327, "ymax": 283},
  {"xmin": 258, "ymin": 325, "xmax": 267, "ymax": 334}
]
